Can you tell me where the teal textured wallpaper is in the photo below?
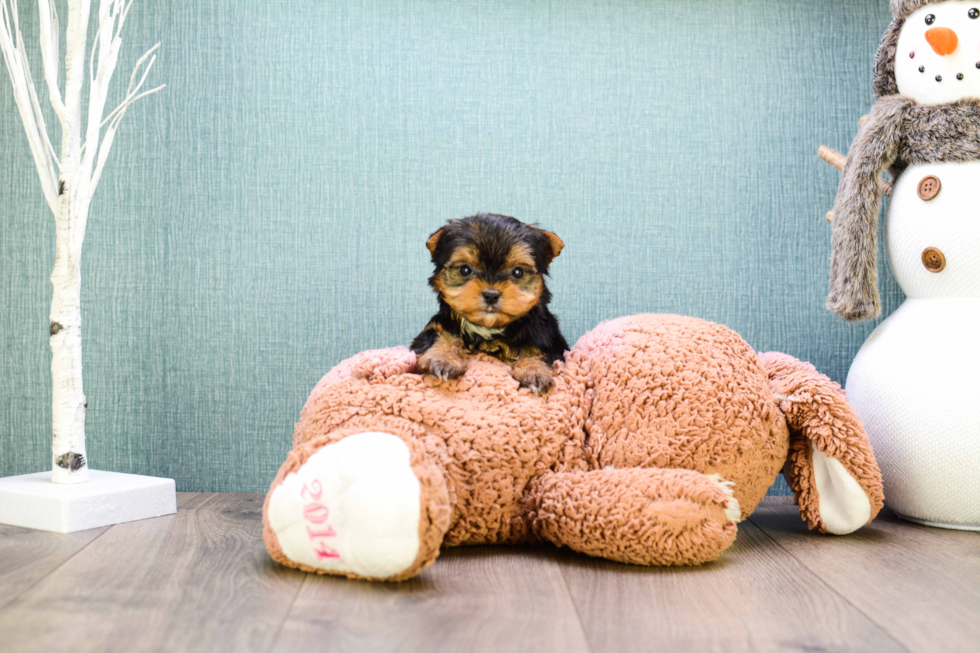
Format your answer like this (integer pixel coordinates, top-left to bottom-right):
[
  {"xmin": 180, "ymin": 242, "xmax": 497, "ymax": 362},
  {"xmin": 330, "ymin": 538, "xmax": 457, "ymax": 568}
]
[{"xmin": 0, "ymin": 0, "xmax": 899, "ymax": 492}]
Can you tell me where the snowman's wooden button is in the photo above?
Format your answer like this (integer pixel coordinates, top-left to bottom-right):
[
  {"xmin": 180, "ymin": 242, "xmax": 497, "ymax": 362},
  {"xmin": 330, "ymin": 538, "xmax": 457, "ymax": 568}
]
[
  {"xmin": 921, "ymin": 247, "xmax": 946, "ymax": 272},
  {"xmin": 917, "ymin": 175, "xmax": 941, "ymax": 200}
]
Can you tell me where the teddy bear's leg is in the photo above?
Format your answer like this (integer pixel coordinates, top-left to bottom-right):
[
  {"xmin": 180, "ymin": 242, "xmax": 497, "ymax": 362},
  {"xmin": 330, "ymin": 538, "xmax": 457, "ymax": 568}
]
[
  {"xmin": 526, "ymin": 467, "xmax": 740, "ymax": 566},
  {"xmin": 263, "ymin": 431, "xmax": 452, "ymax": 581}
]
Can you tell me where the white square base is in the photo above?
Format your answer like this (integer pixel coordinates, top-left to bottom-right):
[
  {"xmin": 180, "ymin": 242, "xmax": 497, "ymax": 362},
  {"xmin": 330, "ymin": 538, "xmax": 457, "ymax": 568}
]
[{"xmin": 0, "ymin": 470, "xmax": 177, "ymax": 533}]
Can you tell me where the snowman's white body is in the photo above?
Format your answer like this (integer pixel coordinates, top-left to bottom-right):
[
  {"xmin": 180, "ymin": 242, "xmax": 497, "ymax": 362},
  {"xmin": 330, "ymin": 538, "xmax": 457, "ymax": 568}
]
[
  {"xmin": 841, "ymin": 0, "xmax": 980, "ymax": 530},
  {"xmin": 846, "ymin": 161, "xmax": 980, "ymax": 529}
]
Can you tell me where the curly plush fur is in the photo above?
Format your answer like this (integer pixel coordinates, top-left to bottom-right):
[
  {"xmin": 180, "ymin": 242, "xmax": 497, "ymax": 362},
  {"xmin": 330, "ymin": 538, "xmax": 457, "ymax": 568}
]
[{"xmin": 263, "ymin": 315, "xmax": 884, "ymax": 580}]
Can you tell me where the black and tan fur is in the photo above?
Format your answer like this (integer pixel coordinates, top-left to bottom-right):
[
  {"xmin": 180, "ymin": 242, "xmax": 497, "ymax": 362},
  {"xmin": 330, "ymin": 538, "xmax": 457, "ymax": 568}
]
[
  {"xmin": 828, "ymin": 0, "xmax": 980, "ymax": 321},
  {"xmin": 411, "ymin": 214, "xmax": 569, "ymax": 394}
]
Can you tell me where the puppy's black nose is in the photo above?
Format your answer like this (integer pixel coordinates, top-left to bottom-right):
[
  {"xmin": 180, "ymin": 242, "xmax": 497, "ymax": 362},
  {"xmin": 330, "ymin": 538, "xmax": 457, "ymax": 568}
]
[{"xmin": 482, "ymin": 289, "xmax": 501, "ymax": 305}]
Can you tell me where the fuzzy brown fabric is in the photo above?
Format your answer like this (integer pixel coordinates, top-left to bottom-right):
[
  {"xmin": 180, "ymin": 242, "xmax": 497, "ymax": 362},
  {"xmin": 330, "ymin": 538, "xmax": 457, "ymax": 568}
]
[
  {"xmin": 526, "ymin": 468, "xmax": 738, "ymax": 566},
  {"xmin": 264, "ymin": 314, "xmax": 884, "ymax": 580},
  {"xmin": 759, "ymin": 352, "xmax": 885, "ymax": 532},
  {"xmin": 288, "ymin": 350, "xmax": 590, "ymax": 548},
  {"xmin": 564, "ymin": 315, "xmax": 788, "ymax": 519}
]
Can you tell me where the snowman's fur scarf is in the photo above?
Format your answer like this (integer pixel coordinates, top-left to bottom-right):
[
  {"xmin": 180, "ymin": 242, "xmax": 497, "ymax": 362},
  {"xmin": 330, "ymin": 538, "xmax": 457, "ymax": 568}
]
[
  {"xmin": 828, "ymin": 0, "xmax": 980, "ymax": 321},
  {"xmin": 828, "ymin": 96, "xmax": 980, "ymax": 321}
]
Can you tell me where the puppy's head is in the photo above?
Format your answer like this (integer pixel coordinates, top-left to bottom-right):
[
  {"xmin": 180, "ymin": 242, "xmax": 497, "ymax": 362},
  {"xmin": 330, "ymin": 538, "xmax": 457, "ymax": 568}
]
[{"xmin": 425, "ymin": 214, "xmax": 563, "ymax": 328}]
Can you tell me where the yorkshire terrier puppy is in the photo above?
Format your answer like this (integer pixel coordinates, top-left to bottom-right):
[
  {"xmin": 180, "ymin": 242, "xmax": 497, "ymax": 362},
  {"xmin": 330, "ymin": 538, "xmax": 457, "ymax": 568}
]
[{"xmin": 411, "ymin": 213, "xmax": 569, "ymax": 394}]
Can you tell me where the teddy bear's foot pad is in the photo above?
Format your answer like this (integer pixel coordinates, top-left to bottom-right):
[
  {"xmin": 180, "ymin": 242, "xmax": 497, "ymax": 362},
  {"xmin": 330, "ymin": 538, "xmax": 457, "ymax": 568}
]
[{"xmin": 267, "ymin": 432, "xmax": 422, "ymax": 578}]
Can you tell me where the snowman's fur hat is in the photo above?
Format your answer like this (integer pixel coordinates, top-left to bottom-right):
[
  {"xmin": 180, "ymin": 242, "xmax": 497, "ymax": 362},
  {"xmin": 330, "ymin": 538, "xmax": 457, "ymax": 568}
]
[
  {"xmin": 873, "ymin": 17, "xmax": 904, "ymax": 97},
  {"xmin": 828, "ymin": 0, "xmax": 980, "ymax": 321},
  {"xmin": 891, "ymin": 0, "xmax": 945, "ymax": 20}
]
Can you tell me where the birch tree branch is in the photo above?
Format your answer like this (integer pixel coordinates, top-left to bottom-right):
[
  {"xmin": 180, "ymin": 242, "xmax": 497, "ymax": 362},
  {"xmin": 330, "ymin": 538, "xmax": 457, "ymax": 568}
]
[
  {"xmin": 19, "ymin": 27, "xmax": 61, "ymax": 172},
  {"xmin": 97, "ymin": 42, "xmax": 160, "ymax": 128},
  {"xmin": 0, "ymin": 0, "xmax": 59, "ymax": 213},
  {"xmin": 81, "ymin": 0, "xmax": 123, "ymax": 180},
  {"xmin": 36, "ymin": 0, "xmax": 66, "ymax": 123},
  {"xmin": 88, "ymin": 0, "xmax": 115, "ymax": 85},
  {"xmin": 61, "ymin": 0, "xmax": 92, "ymax": 161},
  {"xmin": 87, "ymin": 42, "xmax": 162, "ymax": 189},
  {"xmin": 90, "ymin": 80, "xmax": 163, "ymax": 190}
]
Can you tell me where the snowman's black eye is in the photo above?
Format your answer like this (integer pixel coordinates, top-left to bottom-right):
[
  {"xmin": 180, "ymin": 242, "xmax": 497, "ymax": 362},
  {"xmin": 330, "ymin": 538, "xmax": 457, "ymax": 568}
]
[
  {"xmin": 925, "ymin": 14, "xmax": 936, "ymax": 24},
  {"xmin": 970, "ymin": 8, "xmax": 979, "ymax": 19}
]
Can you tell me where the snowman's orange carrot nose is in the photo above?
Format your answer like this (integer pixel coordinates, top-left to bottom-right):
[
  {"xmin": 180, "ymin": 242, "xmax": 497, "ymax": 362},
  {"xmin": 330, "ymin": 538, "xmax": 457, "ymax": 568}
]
[{"xmin": 925, "ymin": 27, "xmax": 958, "ymax": 55}]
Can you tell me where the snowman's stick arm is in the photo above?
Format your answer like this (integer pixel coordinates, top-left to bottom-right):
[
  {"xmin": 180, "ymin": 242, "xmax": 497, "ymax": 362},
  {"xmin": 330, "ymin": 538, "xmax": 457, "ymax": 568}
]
[{"xmin": 818, "ymin": 145, "xmax": 893, "ymax": 222}]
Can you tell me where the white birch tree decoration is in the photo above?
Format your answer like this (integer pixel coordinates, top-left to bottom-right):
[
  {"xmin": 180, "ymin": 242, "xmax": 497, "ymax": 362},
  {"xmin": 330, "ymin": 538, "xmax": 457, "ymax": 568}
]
[
  {"xmin": 0, "ymin": 0, "xmax": 175, "ymax": 534},
  {"xmin": 0, "ymin": 0, "xmax": 163, "ymax": 484}
]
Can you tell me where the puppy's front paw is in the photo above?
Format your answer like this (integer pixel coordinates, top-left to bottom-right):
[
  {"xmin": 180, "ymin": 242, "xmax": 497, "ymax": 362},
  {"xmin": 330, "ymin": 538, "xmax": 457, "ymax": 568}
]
[
  {"xmin": 511, "ymin": 359, "xmax": 554, "ymax": 395},
  {"xmin": 418, "ymin": 350, "xmax": 468, "ymax": 381}
]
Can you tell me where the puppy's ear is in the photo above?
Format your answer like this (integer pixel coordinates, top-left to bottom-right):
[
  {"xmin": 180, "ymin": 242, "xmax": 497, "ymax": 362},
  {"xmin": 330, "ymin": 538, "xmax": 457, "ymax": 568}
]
[
  {"xmin": 426, "ymin": 228, "xmax": 445, "ymax": 257},
  {"xmin": 540, "ymin": 230, "xmax": 564, "ymax": 261}
]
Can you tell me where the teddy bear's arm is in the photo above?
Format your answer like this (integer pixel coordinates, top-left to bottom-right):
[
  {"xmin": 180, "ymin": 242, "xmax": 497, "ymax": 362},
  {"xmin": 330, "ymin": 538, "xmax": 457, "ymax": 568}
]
[
  {"xmin": 525, "ymin": 467, "xmax": 740, "ymax": 566},
  {"xmin": 318, "ymin": 347, "xmax": 418, "ymax": 386}
]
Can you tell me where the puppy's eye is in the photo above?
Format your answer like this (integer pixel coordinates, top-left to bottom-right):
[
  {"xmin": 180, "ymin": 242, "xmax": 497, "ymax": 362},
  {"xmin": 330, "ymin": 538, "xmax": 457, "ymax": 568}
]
[
  {"xmin": 511, "ymin": 268, "xmax": 524, "ymax": 279},
  {"xmin": 971, "ymin": 8, "xmax": 979, "ymax": 19},
  {"xmin": 925, "ymin": 13, "xmax": 936, "ymax": 24},
  {"xmin": 459, "ymin": 265, "xmax": 473, "ymax": 277}
]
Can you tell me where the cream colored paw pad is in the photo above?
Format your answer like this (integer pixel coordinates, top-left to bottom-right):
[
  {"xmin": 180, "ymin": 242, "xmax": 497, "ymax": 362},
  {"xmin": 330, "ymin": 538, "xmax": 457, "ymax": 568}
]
[
  {"xmin": 268, "ymin": 432, "xmax": 421, "ymax": 578},
  {"xmin": 811, "ymin": 443, "xmax": 871, "ymax": 535},
  {"xmin": 706, "ymin": 473, "xmax": 742, "ymax": 523}
]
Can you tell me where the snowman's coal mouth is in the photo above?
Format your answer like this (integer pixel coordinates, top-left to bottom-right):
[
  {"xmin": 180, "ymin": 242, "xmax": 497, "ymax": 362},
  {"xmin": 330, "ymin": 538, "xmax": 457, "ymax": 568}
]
[{"xmin": 913, "ymin": 63, "xmax": 978, "ymax": 82}]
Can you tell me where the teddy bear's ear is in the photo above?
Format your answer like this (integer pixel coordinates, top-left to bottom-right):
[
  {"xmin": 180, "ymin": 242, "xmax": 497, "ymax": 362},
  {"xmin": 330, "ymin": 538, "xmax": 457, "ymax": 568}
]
[
  {"xmin": 758, "ymin": 352, "xmax": 884, "ymax": 534},
  {"xmin": 426, "ymin": 228, "xmax": 445, "ymax": 257}
]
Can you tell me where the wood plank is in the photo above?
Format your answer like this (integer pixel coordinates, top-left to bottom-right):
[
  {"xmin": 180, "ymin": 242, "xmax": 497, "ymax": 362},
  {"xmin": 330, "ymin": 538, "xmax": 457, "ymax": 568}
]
[
  {"xmin": 0, "ymin": 493, "xmax": 305, "ymax": 653},
  {"xmin": 0, "ymin": 524, "xmax": 109, "ymax": 610},
  {"xmin": 559, "ymin": 515, "xmax": 905, "ymax": 653},
  {"xmin": 270, "ymin": 545, "xmax": 591, "ymax": 653},
  {"xmin": 4, "ymin": 492, "xmax": 973, "ymax": 653},
  {"xmin": 750, "ymin": 496, "xmax": 980, "ymax": 653},
  {"xmin": 175, "ymin": 491, "xmax": 216, "ymax": 510}
]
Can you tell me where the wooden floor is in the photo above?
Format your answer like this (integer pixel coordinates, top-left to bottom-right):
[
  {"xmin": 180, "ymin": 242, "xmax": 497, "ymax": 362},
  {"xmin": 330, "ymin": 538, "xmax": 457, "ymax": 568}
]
[{"xmin": 0, "ymin": 494, "xmax": 977, "ymax": 653}]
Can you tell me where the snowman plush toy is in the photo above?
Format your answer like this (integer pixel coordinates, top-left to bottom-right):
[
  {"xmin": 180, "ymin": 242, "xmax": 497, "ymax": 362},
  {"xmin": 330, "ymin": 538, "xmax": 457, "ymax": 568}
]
[{"xmin": 828, "ymin": 0, "xmax": 980, "ymax": 529}]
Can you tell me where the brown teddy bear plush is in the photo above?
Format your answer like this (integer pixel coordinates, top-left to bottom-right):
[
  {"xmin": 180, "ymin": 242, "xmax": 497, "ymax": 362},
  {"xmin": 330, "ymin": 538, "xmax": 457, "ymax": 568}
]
[{"xmin": 263, "ymin": 314, "xmax": 884, "ymax": 581}]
